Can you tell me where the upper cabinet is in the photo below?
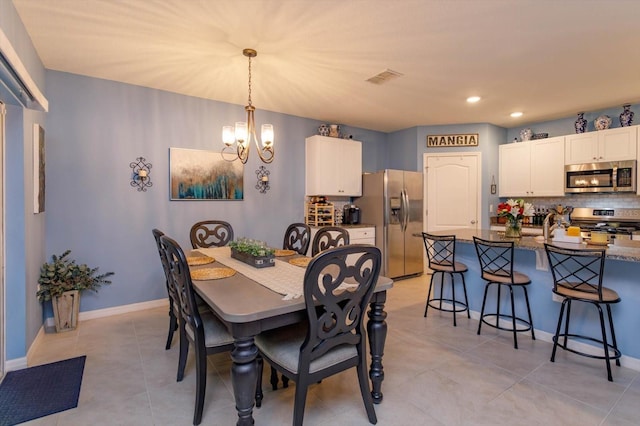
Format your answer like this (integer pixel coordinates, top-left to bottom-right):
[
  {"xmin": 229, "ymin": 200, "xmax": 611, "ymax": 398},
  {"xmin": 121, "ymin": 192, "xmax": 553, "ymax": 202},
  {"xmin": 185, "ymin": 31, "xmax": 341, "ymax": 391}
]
[
  {"xmin": 499, "ymin": 136, "xmax": 565, "ymax": 197},
  {"xmin": 565, "ymin": 125, "xmax": 638, "ymax": 164},
  {"xmin": 305, "ymin": 135, "xmax": 363, "ymax": 196}
]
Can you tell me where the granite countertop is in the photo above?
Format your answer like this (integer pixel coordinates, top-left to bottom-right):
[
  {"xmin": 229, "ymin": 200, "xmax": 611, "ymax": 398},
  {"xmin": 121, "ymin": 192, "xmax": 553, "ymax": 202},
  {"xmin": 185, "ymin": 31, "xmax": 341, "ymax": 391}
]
[
  {"xmin": 432, "ymin": 228, "xmax": 640, "ymax": 263},
  {"xmin": 309, "ymin": 224, "xmax": 375, "ymax": 229}
]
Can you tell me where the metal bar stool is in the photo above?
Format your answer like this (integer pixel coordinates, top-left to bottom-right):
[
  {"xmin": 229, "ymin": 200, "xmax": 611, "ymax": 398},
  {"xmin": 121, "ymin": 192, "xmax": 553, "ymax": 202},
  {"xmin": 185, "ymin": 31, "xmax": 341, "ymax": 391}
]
[
  {"xmin": 544, "ymin": 243, "xmax": 621, "ymax": 381},
  {"xmin": 421, "ymin": 232, "xmax": 470, "ymax": 326},
  {"xmin": 473, "ymin": 237, "xmax": 535, "ymax": 349}
]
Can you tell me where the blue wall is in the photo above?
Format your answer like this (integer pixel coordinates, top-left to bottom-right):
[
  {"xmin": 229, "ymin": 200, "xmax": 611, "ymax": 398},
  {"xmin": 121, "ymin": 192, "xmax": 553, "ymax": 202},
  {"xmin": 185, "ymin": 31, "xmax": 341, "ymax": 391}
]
[{"xmin": 43, "ymin": 71, "xmax": 388, "ymax": 315}]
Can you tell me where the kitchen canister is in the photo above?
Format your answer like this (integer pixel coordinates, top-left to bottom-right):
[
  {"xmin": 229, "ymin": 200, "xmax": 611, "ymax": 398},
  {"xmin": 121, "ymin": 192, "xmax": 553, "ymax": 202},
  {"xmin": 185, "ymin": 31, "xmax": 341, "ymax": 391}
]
[
  {"xmin": 519, "ymin": 128, "xmax": 533, "ymax": 141},
  {"xmin": 574, "ymin": 112, "xmax": 587, "ymax": 133},
  {"xmin": 619, "ymin": 104, "xmax": 634, "ymax": 127},
  {"xmin": 594, "ymin": 115, "xmax": 612, "ymax": 131}
]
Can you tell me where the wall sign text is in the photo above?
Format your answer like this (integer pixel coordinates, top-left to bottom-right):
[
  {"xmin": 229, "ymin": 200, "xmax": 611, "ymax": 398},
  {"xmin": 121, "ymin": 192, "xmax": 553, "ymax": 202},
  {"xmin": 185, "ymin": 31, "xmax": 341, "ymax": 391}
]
[{"xmin": 427, "ymin": 133, "xmax": 479, "ymax": 147}]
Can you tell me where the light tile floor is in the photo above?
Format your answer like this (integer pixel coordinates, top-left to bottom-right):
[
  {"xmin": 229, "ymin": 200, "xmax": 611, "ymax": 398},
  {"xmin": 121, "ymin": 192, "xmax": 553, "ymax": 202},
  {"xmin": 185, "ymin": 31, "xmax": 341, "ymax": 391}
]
[{"xmin": 24, "ymin": 276, "xmax": 640, "ymax": 425}]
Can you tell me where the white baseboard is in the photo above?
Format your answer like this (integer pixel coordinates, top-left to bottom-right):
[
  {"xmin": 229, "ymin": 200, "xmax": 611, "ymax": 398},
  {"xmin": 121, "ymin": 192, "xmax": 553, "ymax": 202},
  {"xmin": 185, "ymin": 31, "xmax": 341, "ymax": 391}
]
[{"xmin": 10, "ymin": 298, "xmax": 170, "ymax": 370}]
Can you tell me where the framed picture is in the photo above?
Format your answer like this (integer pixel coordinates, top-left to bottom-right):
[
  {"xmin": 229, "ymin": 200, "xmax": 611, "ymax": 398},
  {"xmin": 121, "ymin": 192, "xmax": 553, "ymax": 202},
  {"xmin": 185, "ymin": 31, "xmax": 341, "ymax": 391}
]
[
  {"xmin": 33, "ymin": 124, "xmax": 45, "ymax": 213},
  {"xmin": 169, "ymin": 147, "xmax": 244, "ymax": 200}
]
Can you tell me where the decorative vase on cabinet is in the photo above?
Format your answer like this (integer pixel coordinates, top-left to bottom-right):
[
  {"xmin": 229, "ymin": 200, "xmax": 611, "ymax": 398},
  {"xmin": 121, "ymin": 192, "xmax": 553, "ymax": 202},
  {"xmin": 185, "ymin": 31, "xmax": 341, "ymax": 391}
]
[
  {"xmin": 519, "ymin": 128, "xmax": 533, "ymax": 141},
  {"xmin": 318, "ymin": 124, "xmax": 329, "ymax": 136},
  {"xmin": 574, "ymin": 112, "xmax": 587, "ymax": 133},
  {"xmin": 619, "ymin": 105, "xmax": 634, "ymax": 127}
]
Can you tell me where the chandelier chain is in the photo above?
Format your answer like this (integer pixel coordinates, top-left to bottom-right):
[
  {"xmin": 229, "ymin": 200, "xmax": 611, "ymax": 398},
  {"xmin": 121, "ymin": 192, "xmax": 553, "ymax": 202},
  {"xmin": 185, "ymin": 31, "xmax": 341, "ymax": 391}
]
[{"xmin": 247, "ymin": 56, "xmax": 252, "ymax": 107}]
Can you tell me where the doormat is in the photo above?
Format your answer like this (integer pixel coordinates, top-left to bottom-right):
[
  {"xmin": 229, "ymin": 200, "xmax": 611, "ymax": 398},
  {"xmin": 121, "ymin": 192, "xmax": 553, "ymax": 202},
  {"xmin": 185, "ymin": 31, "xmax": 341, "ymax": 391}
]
[{"xmin": 0, "ymin": 355, "xmax": 86, "ymax": 426}]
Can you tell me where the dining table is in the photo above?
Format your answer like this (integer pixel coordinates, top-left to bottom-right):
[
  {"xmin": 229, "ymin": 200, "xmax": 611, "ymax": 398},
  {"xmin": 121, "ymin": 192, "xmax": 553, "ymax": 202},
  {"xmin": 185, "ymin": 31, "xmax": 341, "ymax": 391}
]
[{"xmin": 190, "ymin": 246, "xmax": 394, "ymax": 426}]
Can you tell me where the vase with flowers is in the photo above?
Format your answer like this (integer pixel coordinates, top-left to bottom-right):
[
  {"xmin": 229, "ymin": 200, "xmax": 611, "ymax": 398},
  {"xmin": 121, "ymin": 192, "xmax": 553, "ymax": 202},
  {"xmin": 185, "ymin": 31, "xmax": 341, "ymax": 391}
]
[{"xmin": 497, "ymin": 199, "xmax": 534, "ymax": 238}]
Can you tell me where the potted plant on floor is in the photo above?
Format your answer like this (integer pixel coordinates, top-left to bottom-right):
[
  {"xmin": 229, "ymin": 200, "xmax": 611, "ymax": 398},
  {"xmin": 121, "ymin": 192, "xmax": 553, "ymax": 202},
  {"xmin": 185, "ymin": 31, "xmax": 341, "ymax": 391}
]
[{"xmin": 37, "ymin": 250, "xmax": 114, "ymax": 332}]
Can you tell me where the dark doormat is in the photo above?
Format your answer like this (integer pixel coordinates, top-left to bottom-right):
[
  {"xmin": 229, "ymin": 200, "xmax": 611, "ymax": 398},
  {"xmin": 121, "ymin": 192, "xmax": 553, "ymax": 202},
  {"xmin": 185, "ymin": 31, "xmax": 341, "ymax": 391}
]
[{"xmin": 0, "ymin": 355, "xmax": 86, "ymax": 426}]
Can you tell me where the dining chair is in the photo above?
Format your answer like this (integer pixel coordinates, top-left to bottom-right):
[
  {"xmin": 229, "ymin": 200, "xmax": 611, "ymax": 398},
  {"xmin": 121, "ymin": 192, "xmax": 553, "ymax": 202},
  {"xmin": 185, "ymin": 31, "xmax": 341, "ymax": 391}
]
[
  {"xmin": 270, "ymin": 222, "xmax": 312, "ymax": 390},
  {"xmin": 151, "ymin": 229, "xmax": 179, "ymax": 350},
  {"xmin": 544, "ymin": 243, "xmax": 621, "ymax": 381},
  {"xmin": 255, "ymin": 245, "xmax": 381, "ymax": 426},
  {"xmin": 310, "ymin": 226, "xmax": 349, "ymax": 256},
  {"xmin": 283, "ymin": 223, "xmax": 311, "ymax": 255},
  {"xmin": 473, "ymin": 236, "xmax": 535, "ymax": 349},
  {"xmin": 421, "ymin": 232, "xmax": 470, "ymax": 326},
  {"xmin": 159, "ymin": 234, "xmax": 237, "ymax": 425},
  {"xmin": 189, "ymin": 220, "xmax": 234, "ymax": 249}
]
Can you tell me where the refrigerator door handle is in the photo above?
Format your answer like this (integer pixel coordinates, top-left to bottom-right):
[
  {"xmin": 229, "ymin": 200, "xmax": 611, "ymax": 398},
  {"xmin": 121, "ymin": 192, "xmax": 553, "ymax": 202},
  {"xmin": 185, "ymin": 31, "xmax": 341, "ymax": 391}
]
[{"xmin": 401, "ymin": 189, "xmax": 409, "ymax": 232}]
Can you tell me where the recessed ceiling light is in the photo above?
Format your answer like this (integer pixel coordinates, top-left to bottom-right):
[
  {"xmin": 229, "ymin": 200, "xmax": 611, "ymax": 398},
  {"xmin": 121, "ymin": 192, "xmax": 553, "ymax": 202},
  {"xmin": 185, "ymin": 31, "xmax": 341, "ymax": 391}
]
[
  {"xmin": 466, "ymin": 96, "xmax": 481, "ymax": 103},
  {"xmin": 510, "ymin": 111, "xmax": 523, "ymax": 118}
]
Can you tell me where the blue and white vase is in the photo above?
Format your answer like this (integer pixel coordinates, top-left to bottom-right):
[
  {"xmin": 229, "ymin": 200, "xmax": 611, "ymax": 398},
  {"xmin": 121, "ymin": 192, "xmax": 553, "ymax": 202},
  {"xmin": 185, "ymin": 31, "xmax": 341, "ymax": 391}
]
[
  {"xmin": 318, "ymin": 124, "xmax": 329, "ymax": 136},
  {"xmin": 620, "ymin": 105, "xmax": 634, "ymax": 127},
  {"xmin": 574, "ymin": 112, "xmax": 587, "ymax": 133},
  {"xmin": 519, "ymin": 128, "xmax": 533, "ymax": 141},
  {"xmin": 595, "ymin": 115, "xmax": 612, "ymax": 131}
]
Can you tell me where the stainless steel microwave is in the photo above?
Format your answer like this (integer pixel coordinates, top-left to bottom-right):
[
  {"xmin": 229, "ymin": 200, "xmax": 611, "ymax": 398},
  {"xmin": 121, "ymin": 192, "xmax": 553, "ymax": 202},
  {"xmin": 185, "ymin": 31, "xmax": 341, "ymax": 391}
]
[{"xmin": 565, "ymin": 160, "xmax": 636, "ymax": 193}]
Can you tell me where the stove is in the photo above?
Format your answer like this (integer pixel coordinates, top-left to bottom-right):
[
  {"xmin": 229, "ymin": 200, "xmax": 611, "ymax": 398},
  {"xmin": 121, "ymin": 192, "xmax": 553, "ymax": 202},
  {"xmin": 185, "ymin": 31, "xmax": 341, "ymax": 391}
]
[{"xmin": 570, "ymin": 207, "xmax": 640, "ymax": 242}]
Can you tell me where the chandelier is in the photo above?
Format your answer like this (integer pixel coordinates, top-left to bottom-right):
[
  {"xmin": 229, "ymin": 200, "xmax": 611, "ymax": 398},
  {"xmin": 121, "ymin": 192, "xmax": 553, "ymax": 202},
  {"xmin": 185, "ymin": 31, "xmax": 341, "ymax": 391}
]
[{"xmin": 222, "ymin": 48, "xmax": 274, "ymax": 164}]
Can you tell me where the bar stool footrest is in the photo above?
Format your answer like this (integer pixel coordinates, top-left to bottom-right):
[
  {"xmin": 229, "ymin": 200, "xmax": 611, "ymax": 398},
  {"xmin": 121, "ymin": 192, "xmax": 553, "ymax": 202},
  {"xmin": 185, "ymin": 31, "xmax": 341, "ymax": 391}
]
[
  {"xmin": 427, "ymin": 298, "xmax": 469, "ymax": 314},
  {"xmin": 552, "ymin": 333, "xmax": 622, "ymax": 361},
  {"xmin": 480, "ymin": 313, "xmax": 533, "ymax": 333}
]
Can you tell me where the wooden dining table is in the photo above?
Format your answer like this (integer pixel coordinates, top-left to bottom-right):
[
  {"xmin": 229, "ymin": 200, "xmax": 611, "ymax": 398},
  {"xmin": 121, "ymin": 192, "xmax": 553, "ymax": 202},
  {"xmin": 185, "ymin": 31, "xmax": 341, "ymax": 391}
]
[{"xmin": 190, "ymin": 247, "xmax": 394, "ymax": 426}]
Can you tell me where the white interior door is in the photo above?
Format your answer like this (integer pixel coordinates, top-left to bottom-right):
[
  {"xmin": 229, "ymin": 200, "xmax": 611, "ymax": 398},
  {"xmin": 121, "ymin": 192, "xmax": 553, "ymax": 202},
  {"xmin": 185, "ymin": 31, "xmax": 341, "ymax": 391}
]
[{"xmin": 424, "ymin": 153, "xmax": 481, "ymax": 232}]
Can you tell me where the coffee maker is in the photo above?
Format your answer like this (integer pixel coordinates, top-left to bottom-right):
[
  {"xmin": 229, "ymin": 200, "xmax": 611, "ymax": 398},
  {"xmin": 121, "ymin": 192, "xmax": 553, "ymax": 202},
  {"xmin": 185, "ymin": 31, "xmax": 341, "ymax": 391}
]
[{"xmin": 343, "ymin": 205, "xmax": 361, "ymax": 225}]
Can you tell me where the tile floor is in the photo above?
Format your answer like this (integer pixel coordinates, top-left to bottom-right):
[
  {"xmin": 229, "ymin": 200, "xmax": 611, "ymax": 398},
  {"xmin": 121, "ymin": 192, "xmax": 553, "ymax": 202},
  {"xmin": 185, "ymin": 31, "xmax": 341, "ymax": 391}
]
[{"xmin": 23, "ymin": 275, "xmax": 640, "ymax": 425}]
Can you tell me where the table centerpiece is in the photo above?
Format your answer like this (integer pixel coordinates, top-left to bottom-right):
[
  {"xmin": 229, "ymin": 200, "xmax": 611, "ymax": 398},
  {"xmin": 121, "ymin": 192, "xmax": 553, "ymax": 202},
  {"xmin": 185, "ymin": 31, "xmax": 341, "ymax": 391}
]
[{"xmin": 229, "ymin": 238, "xmax": 276, "ymax": 268}]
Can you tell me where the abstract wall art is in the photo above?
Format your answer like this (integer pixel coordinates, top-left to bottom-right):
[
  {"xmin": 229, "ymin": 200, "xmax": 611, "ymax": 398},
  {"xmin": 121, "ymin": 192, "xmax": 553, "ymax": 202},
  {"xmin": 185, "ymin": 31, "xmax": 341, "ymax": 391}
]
[{"xmin": 169, "ymin": 147, "xmax": 243, "ymax": 200}]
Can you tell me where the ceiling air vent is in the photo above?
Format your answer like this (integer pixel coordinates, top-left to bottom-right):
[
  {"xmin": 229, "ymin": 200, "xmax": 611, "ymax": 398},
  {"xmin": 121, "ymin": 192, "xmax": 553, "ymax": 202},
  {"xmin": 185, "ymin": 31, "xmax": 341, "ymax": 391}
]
[{"xmin": 366, "ymin": 69, "xmax": 403, "ymax": 85}]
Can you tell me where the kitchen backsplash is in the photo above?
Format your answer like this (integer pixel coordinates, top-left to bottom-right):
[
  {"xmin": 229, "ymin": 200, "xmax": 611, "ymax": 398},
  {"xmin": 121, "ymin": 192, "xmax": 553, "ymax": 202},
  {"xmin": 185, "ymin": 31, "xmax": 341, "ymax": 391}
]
[{"xmin": 524, "ymin": 194, "xmax": 640, "ymax": 209}]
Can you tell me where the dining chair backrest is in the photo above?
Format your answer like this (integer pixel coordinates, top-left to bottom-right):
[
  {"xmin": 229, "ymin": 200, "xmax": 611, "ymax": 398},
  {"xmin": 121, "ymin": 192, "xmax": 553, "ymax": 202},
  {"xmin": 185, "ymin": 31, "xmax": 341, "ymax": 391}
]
[
  {"xmin": 283, "ymin": 223, "xmax": 311, "ymax": 255},
  {"xmin": 422, "ymin": 232, "xmax": 457, "ymax": 269},
  {"xmin": 311, "ymin": 226, "xmax": 349, "ymax": 256},
  {"xmin": 160, "ymin": 234, "xmax": 204, "ymax": 341},
  {"xmin": 302, "ymin": 244, "xmax": 381, "ymax": 364},
  {"xmin": 190, "ymin": 220, "xmax": 234, "ymax": 249},
  {"xmin": 544, "ymin": 243, "xmax": 607, "ymax": 301},
  {"xmin": 473, "ymin": 236, "xmax": 515, "ymax": 282},
  {"xmin": 152, "ymin": 228, "xmax": 180, "ymax": 349}
]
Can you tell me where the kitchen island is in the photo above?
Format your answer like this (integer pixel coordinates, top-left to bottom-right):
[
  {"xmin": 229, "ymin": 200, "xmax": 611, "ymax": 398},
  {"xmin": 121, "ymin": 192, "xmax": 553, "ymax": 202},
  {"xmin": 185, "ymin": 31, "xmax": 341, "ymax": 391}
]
[{"xmin": 429, "ymin": 228, "xmax": 640, "ymax": 368}]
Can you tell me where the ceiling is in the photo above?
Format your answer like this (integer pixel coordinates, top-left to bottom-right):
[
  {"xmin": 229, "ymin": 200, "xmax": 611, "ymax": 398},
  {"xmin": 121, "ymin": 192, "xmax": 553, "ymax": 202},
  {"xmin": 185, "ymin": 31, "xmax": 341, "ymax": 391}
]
[{"xmin": 12, "ymin": 0, "xmax": 640, "ymax": 133}]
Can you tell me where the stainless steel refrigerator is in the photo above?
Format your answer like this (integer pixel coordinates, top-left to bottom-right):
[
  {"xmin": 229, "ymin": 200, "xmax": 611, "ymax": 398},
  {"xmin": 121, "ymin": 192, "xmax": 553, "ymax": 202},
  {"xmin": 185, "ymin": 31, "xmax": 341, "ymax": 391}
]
[{"xmin": 356, "ymin": 170, "xmax": 423, "ymax": 279}]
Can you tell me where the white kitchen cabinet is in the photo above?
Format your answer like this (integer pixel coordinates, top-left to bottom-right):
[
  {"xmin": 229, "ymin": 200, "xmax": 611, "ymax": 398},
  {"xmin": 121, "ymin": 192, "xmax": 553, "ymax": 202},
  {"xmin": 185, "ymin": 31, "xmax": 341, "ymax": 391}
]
[
  {"xmin": 499, "ymin": 136, "xmax": 565, "ymax": 197},
  {"xmin": 565, "ymin": 125, "xmax": 638, "ymax": 164},
  {"xmin": 305, "ymin": 135, "xmax": 362, "ymax": 196},
  {"xmin": 306, "ymin": 226, "xmax": 375, "ymax": 256}
]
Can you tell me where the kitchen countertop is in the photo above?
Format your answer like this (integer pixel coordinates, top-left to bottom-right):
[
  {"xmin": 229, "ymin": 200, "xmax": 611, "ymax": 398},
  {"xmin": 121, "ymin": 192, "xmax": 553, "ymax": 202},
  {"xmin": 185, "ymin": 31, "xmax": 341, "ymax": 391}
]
[{"xmin": 432, "ymin": 228, "xmax": 640, "ymax": 263}]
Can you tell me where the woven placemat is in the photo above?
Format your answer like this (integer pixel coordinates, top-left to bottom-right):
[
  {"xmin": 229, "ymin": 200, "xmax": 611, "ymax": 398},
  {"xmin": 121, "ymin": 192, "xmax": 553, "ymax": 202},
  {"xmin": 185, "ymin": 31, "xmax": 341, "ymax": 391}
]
[
  {"xmin": 191, "ymin": 267, "xmax": 236, "ymax": 280},
  {"xmin": 274, "ymin": 249, "xmax": 296, "ymax": 257},
  {"xmin": 187, "ymin": 255, "xmax": 215, "ymax": 266},
  {"xmin": 289, "ymin": 257, "xmax": 311, "ymax": 268}
]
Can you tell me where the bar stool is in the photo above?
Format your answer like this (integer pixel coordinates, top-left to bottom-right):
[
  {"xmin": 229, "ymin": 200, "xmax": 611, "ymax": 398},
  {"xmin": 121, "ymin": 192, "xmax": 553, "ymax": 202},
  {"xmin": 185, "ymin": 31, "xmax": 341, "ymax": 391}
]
[
  {"xmin": 421, "ymin": 233, "xmax": 470, "ymax": 326},
  {"xmin": 473, "ymin": 237, "xmax": 535, "ymax": 349},
  {"xmin": 544, "ymin": 244, "xmax": 621, "ymax": 381}
]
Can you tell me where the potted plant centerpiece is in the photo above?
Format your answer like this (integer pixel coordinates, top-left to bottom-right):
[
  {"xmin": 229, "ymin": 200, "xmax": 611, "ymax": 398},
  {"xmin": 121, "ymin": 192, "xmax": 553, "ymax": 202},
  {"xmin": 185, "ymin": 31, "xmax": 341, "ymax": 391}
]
[
  {"xmin": 229, "ymin": 238, "xmax": 275, "ymax": 268},
  {"xmin": 37, "ymin": 250, "xmax": 114, "ymax": 332}
]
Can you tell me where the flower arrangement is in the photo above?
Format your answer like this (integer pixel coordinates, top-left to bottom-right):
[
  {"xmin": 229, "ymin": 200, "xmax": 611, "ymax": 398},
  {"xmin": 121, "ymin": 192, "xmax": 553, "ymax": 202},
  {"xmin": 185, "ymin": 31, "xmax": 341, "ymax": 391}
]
[{"xmin": 497, "ymin": 199, "xmax": 534, "ymax": 224}]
